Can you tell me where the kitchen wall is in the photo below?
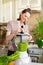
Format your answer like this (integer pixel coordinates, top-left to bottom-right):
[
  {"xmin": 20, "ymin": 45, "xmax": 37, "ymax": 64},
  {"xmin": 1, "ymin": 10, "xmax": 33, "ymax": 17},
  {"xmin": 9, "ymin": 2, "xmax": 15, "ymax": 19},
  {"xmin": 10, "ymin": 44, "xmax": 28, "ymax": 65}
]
[
  {"xmin": 27, "ymin": 11, "xmax": 41, "ymax": 31},
  {"xmin": 41, "ymin": 0, "xmax": 43, "ymax": 19}
]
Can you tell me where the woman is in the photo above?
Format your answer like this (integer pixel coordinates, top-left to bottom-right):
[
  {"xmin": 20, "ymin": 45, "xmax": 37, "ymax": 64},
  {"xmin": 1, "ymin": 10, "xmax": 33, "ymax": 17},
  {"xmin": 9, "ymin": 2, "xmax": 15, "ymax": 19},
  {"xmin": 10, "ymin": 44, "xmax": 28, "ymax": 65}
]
[{"xmin": 6, "ymin": 8, "xmax": 32, "ymax": 56}]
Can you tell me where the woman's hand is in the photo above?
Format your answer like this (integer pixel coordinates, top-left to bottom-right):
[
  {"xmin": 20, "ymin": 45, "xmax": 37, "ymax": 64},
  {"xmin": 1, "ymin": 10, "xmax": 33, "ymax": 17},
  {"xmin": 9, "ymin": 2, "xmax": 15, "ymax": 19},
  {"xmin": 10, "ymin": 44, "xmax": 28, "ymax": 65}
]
[
  {"xmin": 18, "ymin": 28, "xmax": 24, "ymax": 33},
  {"xmin": 28, "ymin": 34, "xmax": 33, "ymax": 42},
  {"xmin": 21, "ymin": 28, "xmax": 24, "ymax": 33}
]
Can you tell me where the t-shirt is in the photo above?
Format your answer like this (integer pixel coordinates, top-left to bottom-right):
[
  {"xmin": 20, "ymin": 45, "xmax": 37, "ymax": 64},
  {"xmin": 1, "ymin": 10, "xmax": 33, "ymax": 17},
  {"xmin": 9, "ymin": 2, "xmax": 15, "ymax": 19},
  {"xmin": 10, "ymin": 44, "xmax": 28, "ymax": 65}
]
[{"xmin": 6, "ymin": 20, "xmax": 29, "ymax": 51}]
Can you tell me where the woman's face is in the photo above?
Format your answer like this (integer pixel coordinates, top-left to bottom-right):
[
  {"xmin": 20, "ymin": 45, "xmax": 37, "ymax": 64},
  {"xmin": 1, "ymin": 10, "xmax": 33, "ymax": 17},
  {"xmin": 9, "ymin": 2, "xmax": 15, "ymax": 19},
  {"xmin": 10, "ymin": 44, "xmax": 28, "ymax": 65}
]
[{"xmin": 21, "ymin": 12, "xmax": 30, "ymax": 22}]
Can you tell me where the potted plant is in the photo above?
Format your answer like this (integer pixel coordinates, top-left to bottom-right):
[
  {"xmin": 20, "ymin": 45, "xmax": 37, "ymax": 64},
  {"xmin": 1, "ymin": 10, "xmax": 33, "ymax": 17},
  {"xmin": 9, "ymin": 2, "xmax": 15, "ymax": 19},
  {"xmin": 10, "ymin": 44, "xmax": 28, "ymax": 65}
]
[{"xmin": 31, "ymin": 17, "xmax": 43, "ymax": 48}]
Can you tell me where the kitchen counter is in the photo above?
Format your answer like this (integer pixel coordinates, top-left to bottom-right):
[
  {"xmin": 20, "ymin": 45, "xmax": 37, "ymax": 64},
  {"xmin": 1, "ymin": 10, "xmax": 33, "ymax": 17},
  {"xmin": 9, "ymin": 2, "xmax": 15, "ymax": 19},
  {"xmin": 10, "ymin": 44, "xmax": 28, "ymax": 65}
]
[
  {"xmin": 25, "ymin": 63, "xmax": 43, "ymax": 65},
  {"xmin": 14, "ymin": 62, "xmax": 43, "ymax": 65},
  {"xmin": 14, "ymin": 59, "xmax": 43, "ymax": 65}
]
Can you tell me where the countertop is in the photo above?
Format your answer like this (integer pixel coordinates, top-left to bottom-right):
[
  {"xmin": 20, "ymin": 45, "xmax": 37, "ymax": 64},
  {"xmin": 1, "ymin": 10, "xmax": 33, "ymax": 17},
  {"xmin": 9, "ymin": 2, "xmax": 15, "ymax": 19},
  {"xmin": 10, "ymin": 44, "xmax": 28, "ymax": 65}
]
[
  {"xmin": 14, "ymin": 62, "xmax": 43, "ymax": 65},
  {"xmin": 14, "ymin": 59, "xmax": 43, "ymax": 65},
  {"xmin": 27, "ymin": 63, "xmax": 43, "ymax": 65},
  {"xmin": 15, "ymin": 62, "xmax": 43, "ymax": 65}
]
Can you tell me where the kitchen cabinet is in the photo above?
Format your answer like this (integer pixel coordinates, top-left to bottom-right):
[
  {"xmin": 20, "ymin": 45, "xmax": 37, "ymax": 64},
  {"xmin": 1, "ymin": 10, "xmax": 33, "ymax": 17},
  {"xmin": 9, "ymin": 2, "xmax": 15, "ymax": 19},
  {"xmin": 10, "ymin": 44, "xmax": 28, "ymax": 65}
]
[
  {"xmin": 17, "ymin": 0, "xmax": 30, "ymax": 13},
  {"xmin": 0, "ymin": 0, "xmax": 41, "ymax": 22},
  {"xmin": 0, "ymin": 0, "xmax": 12, "ymax": 23},
  {"xmin": 29, "ymin": 0, "xmax": 41, "ymax": 11},
  {"xmin": 17, "ymin": 0, "xmax": 41, "ymax": 13},
  {"xmin": 0, "ymin": 0, "xmax": 3, "ymax": 22},
  {"xmin": 15, "ymin": 0, "xmax": 41, "ymax": 19}
]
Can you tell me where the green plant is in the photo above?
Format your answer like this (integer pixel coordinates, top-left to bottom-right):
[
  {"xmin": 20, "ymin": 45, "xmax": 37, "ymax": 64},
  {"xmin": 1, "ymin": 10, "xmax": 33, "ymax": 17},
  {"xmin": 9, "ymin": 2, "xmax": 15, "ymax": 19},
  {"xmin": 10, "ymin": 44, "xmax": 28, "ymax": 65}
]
[
  {"xmin": 0, "ymin": 56, "xmax": 8, "ymax": 65},
  {"xmin": 0, "ymin": 51, "xmax": 20, "ymax": 65},
  {"xmin": 31, "ymin": 17, "xmax": 43, "ymax": 48}
]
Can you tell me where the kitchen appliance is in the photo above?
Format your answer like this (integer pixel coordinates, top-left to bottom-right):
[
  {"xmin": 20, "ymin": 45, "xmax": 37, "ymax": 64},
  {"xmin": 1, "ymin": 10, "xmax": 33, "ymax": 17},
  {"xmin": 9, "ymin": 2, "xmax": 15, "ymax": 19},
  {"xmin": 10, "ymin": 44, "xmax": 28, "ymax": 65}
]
[
  {"xmin": 27, "ymin": 47, "xmax": 43, "ymax": 63},
  {"xmin": 14, "ymin": 34, "xmax": 31, "ymax": 65}
]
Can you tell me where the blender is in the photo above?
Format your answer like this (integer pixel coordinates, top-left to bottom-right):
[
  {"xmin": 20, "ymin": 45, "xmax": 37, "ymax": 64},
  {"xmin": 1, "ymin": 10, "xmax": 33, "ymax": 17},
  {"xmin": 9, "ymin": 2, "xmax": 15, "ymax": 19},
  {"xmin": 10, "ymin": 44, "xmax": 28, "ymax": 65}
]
[{"xmin": 15, "ymin": 33, "xmax": 31, "ymax": 65}]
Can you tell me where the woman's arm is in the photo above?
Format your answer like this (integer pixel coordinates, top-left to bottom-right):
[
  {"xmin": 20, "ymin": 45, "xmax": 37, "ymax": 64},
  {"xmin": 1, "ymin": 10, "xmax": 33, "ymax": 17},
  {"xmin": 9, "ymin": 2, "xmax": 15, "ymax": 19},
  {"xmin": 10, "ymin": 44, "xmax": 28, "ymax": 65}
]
[
  {"xmin": 25, "ymin": 24, "xmax": 33, "ymax": 42},
  {"xmin": 6, "ymin": 30, "xmax": 18, "ymax": 42},
  {"xmin": 6, "ymin": 21, "xmax": 19, "ymax": 44}
]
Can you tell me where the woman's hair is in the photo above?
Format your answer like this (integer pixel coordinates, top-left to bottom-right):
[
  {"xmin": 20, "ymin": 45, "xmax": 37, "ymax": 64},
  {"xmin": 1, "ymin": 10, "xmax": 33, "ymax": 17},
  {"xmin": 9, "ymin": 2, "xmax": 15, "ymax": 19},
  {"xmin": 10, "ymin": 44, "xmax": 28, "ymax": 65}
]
[
  {"xmin": 22, "ymin": 8, "xmax": 31, "ymax": 14},
  {"xmin": 17, "ymin": 8, "xmax": 31, "ymax": 20}
]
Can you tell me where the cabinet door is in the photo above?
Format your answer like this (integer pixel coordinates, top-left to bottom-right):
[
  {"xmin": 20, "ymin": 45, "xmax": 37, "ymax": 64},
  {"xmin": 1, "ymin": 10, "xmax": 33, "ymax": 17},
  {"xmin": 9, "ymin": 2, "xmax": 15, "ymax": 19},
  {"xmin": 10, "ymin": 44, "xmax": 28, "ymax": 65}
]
[
  {"xmin": 0, "ymin": 0, "xmax": 13, "ymax": 23},
  {"xmin": 18, "ymin": 0, "xmax": 30, "ymax": 12},
  {"xmin": 30, "ymin": 0, "xmax": 41, "ymax": 10},
  {"xmin": 0, "ymin": 0, "xmax": 3, "ymax": 23}
]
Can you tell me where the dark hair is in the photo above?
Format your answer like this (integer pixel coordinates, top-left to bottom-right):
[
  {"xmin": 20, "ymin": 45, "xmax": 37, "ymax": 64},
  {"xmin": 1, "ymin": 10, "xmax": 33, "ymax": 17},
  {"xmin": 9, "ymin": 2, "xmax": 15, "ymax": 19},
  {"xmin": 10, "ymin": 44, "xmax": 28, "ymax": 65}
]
[
  {"xmin": 22, "ymin": 8, "xmax": 31, "ymax": 14},
  {"xmin": 17, "ymin": 8, "xmax": 31, "ymax": 20}
]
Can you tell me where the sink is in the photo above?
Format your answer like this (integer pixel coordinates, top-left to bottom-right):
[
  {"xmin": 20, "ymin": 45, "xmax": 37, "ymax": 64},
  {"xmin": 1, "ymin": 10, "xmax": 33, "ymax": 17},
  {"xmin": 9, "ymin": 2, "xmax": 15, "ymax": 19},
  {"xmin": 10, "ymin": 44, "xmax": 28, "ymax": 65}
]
[{"xmin": 27, "ymin": 48, "xmax": 43, "ymax": 63}]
